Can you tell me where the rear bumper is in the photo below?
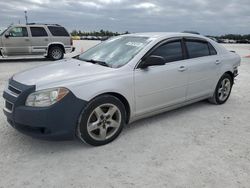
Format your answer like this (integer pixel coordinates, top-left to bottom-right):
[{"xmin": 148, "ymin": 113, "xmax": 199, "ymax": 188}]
[
  {"xmin": 233, "ymin": 69, "xmax": 239, "ymax": 78},
  {"xmin": 3, "ymin": 79, "xmax": 87, "ymax": 140}
]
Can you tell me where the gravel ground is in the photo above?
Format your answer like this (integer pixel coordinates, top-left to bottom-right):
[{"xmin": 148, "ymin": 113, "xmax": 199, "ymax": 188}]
[{"xmin": 0, "ymin": 42, "xmax": 250, "ymax": 188}]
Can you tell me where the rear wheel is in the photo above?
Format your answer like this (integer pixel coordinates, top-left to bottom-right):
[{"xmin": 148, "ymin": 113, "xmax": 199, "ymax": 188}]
[
  {"xmin": 77, "ymin": 95, "xmax": 126, "ymax": 146},
  {"xmin": 208, "ymin": 73, "xmax": 233, "ymax": 104},
  {"xmin": 48, "ymin": 46, "xmax": 64, "ymax": 60}
]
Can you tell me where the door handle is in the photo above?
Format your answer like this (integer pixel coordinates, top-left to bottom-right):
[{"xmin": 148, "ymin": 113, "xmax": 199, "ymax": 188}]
[
  {"xmin": 25, "ymin": 39, "xmax": 29, "ymax": 42},
  {"xmin": 178, "ymin": 66, "xmax": 187, "ymax": 72},
  {"xmin": 215, "ymin": 60, "xmax": 221, "ymax": 65},
  {"xmin": 44, "ymin": 38, "xmax": 48, "ymax": 41}
]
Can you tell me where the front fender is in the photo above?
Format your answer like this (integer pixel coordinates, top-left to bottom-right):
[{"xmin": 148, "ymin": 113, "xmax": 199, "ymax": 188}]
[{"xmin": 67, "ymin": 72, "xmax": 135, "ymax": 117}]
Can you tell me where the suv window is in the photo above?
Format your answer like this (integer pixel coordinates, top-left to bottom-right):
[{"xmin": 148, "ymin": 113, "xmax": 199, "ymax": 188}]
[
  {"xmin": 186, "ymin": 40, "xmax": 210, "ymax": 58},
  {"xmin": 9, "ymin": 27, "xmax": 28, "ymax": 37},
  {"xmin": 151, "ymin": 40, "xmax": 183, "ymax": 63},
  {"xmin": 48, "ymin": 26, "xmax": 69, "ymax": 36},
  {"xmin": 30, "ymin": 27, "xmax": 48, "ymax": 37}
]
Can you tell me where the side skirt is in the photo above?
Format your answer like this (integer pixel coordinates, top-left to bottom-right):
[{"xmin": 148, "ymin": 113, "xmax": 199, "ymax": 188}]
[{"xmin": 129, "ymin": 95, "xmax": 210, "ymax": 123}]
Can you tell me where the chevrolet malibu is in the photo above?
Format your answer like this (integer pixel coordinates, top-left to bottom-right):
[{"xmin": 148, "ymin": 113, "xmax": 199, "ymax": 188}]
[{"xmin": 3, "ymin": 33, "xmax": 241, "ymax": 146}]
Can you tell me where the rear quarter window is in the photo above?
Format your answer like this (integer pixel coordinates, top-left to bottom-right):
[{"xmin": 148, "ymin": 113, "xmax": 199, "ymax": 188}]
[
  {"xmin": 208, "ymin": 42, "xmax": 217, "ymax": 55},
  {"xmin": 48, "ymin": 26, "xmax": 69, "ymax": 36}
]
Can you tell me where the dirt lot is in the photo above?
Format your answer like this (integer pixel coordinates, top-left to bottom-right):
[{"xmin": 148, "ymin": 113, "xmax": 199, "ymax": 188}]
[{"xmin": 0, "ymin": 41, "xmax": 250, "ymax": 188}]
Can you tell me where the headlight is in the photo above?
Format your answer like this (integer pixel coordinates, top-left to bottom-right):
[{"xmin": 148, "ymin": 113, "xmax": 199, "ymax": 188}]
[{"xmin": 25, "ymin": 88, "xmax": 69, "ymax": 107}]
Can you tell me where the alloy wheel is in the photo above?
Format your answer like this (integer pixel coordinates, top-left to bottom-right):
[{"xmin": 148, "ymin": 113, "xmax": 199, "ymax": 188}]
[
  {"xmin": 87, "ymin": 103, "xmax": 121, "ymax": 141},
  {"xmin": 218, "ymin": 78, "xmax": 231, "ymax": 101},
  {"xmin": 51, "ymin": 49, "xmax": 62, "ymax": 60}
]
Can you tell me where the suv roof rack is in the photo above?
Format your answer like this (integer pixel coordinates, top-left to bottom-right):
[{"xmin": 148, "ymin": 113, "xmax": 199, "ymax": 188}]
[{"xmin": 26, "ymin": 23, "xmax": 61, "ymax": 26}]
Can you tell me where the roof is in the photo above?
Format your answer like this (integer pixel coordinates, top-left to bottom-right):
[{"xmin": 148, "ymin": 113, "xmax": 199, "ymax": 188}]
[
  {"xmin": 127, "ymin": 32, "xmax": 205, "ymax": 39},
  {"xmin": 27, "ymin": 23, "xmax": 61, "ymax": 26},
  {"xmin": 10, "ymin": 23, "xmax": 62, "ymax": 27}
]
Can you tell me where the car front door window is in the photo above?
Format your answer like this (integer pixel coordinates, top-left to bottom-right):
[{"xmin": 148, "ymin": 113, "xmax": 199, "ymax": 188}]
[
  {"xmin": 9, "ymin": 27, "xmax": 28, "ymax": 37},
  {"xmin": 150, "ymin": 40, "xmax": 184, "ymax": 63}
]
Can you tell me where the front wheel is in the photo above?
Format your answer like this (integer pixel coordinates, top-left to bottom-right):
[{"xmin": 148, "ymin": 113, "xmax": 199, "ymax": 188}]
[
  {"xmin": 208, "ymin": 73, "xmax": 233, "ymax": 104},
  {"xmin": 77, "ymin": 95, "xmax": 126, "ymax": 146}
]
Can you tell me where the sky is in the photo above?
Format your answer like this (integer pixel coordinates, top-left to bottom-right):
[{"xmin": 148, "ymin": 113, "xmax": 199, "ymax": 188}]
[{"xmin": 0, "ymin": 0, "xmax": 250, "ymax": 35}]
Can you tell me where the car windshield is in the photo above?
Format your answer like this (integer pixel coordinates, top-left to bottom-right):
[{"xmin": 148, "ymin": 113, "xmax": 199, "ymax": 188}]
[{"xmin": 78, "ymin": 36, "xmax": 152, "ymax": 68}]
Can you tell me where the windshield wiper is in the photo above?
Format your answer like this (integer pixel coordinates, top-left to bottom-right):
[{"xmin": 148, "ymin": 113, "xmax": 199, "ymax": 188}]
[{"xmin": 82, "ymin": 59, "xmax": 110, "ymax": 67}]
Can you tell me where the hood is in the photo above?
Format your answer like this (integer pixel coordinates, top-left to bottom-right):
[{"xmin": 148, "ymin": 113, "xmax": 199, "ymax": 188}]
[{"xmin": 13, "ymin": 58, "xmax": 114, "ymax": 87}]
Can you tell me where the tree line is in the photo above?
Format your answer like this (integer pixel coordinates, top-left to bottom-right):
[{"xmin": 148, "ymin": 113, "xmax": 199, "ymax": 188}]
[
  {"xmin": 208, "ymin": 34, "xmax": 250, "ymax": 41},
  {"xmin": 71, "ymin": 30, "xmax": 250, "ymax": 42},
  {"xmin": 71, "ymin": 29, "xmax": 129, "ymax": 36}
]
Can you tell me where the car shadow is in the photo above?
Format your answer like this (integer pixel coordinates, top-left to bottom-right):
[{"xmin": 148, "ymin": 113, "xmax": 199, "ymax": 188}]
[
  {"xmin": 123, "ymin": 100, "xmax": 210, "ymax": 133},
  {"xmin": 0, "ymin": 57, "xmax": 51, "ymax": 63},
  {"xmin": 4, "ymin": 129, "xmax": 93, "ymax": 152}
]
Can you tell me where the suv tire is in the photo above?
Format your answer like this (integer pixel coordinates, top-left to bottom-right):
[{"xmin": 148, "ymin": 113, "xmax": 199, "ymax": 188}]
[
  {"xmin": 48, "ymin": 46, "xmax": 64, "ymax": 60},
  {"xmin": 77, "ymin": 95, "xmax": 126, "ymax": 146}
]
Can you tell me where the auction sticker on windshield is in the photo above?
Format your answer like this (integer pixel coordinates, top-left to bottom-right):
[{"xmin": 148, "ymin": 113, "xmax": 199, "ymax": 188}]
[{"xmin": 126, "ymin": 42, "xmax": 143, "ymax": 47}]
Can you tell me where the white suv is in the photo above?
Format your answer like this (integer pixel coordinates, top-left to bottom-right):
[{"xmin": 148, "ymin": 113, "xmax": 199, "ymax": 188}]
[
  {"xmin": 0, "ymin": 23, "xmax": 74, "ymax": 60},
  {"xmin": 3, "ymin": 32, "xmax": 240, "ymax": 146}
]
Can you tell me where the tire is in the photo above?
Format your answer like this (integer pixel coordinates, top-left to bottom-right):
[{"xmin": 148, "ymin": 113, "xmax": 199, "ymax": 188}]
[
  {"xmin": 77, "ymin": 95, "xmax": 126, "ymax": 146},
  {"xmin": 48, "ymin": 46, "xmax": 64, "ymax": 60},
  {"xmin": 208, "ymin": 73, "xmax": 233, "ymax": 105}
]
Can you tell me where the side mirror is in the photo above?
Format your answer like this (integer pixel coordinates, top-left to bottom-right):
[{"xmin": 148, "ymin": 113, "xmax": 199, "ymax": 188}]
[
  {"xmin": 5, "ymin": 33, "xmax": 10, "ymax": 38},
  {"xmin": 140, "ymin": 55, "xmax": 166, "ymax": 69}
]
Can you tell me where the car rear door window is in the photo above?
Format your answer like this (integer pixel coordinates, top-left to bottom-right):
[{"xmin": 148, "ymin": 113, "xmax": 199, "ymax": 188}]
[
  {"xmin": 30, "ymin": 27, "xmax": 48, "ymax": 37},
  {"xmin": 9, "ymin": 27, "xmax": 28, "ymax": 37},
  {"xmin": 151, "ymin": 41, "xmax": 183, "ymax": 63},
  {"xmin": 186, "ymin": 40, "xmax": 210, "ymax": 58},
  {"xmin": 48, "ymin": 26, "xmax": 69, "ymax": 36}
]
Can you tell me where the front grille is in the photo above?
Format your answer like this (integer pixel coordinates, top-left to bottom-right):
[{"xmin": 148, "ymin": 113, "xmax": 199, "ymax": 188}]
[
  {"xmin": 5, "ymin": 100, "xmax": 13, "ymax": 112},
  {"xmin": 8, "ymin": 85, "xmax": 22, "ymax": 96}
]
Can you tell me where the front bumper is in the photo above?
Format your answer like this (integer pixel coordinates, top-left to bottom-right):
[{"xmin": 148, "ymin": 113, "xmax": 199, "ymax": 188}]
[
  {"xmin": 3, "ymin": 79, "xmax": 87, "ymax": 140},
  {"xmin": 65, "ymin": 47, "xmax": 75, "ymax": 54}
]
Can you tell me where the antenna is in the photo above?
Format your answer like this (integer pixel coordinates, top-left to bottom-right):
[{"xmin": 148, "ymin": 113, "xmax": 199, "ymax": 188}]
[{"xmin": 24, "ymin": 11, "xmax": 28, "ymax": 24}]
